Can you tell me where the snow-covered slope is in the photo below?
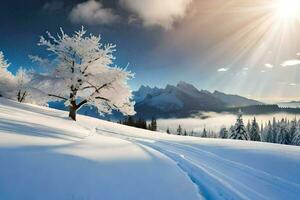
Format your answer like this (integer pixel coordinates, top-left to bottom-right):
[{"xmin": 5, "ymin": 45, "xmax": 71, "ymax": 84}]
[
  {"xmin": 99, "ymin": 130, "xmax": 300, "ymax": 200},
  {"xmin": 0, "ymin": 98, "xmax": 199, "ymax": 200},
  {"xmin": 0, "ymin": 98, "xmax": 300, "ymax": 200}
]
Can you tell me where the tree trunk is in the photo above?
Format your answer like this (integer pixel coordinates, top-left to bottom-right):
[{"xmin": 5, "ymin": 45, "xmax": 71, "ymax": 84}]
[
  {"xmin": 69, "ymin": 103, "xmax": 77, "ymax": 121},
  {"xmin": 17, "ymin": 90, "xmax": 21, "ymax": 102}
]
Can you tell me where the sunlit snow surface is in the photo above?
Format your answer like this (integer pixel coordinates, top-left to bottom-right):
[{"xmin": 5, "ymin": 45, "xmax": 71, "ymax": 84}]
[{"xmin": 0, "ymin": 98, "xmax": 299, "ymax": 200}]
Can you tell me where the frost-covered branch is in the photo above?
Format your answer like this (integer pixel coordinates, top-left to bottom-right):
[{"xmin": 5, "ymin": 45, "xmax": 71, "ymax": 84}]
[
  {"xmin": 31, "ymin": 28, "xmax": 135, "ymax": 120},
  {"xmin": 0, "ymin": 51, "xmax": 10, "ymax": 68},
  {"xmin": 0, "ymin": 52, "xmax": 48, "ymax": 105}
]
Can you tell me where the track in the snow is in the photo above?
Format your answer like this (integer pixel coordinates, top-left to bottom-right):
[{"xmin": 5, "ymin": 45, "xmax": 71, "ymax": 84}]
[{"xmin": 96, "ymin": 128, "xmax": 300, "ymax": 200}]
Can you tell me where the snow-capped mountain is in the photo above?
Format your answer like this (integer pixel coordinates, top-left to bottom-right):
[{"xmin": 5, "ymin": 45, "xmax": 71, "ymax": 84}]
[
  {"xmin": 134, "ymin": 81, "xmax": 263, "ymax": 118},
  {"xmin": 133, "ymin": 85, "xmax": 164, "ymax": 103}
]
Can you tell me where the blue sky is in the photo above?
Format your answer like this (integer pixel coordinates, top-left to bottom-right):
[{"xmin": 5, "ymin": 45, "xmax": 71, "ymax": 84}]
[{"xmin": 2, "ymin": 0, "xmax": 300, "ymax": 102}]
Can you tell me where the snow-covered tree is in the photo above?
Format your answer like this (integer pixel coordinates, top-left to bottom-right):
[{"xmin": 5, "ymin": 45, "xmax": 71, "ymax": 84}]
[
  {"xmin": 229, "ymin": 125, "xmax": 235, "ymax": 136},
  {"xmin": 13, "ymin": 67, "xmax": 48, "ymax": 105},
  {"xmin": 31, "ymin": 28, "xmax": 135, "ymax": 120},
  {"xmin": 230, "ymin": 109, "xmax": 248, "ymax": 140},
  {"xmin": 190, "ymin": 130, "xmax": 195, "ymax": 136},
  {"xmin": 277, "ymin": 119, "xmax": 289, "ymax": 144},
  {"xmin": 264, "ymin": 121, "xmax": 273, "ymax": 142},
  {"xmin": 150, "ymin": 117, "xmax": 157, "ymax": 131},
  {"xmin": 219, "ymin": 127, "xmax": 229, "ymax": 139},
  {"xmin": 14, "ymin": 67, "xmax": 30, "ymax": 102},
  {"xmin": 0, "ymin": 51, "xmax": 15, "ymax": 97},
  {"xmin": 292, "ymin": 128, "xmax": 300, "ymax": 146},
  {"xmin": 271, "ymin": 117, "xmax": 278, "ymax": 143},
  {"xmin": 246, "ymin": 120, "xmax": 251, "ymax": 136},
  {"xmin": 184, "ymin": 130, "xmax": 187, "ymax": 136},
  {"xmin": 249, "ymin": 117, "xmax": 261, "ymax": 141},
  {"xmin": 177, "ymin": 125, "xmax": 182, "ymax": 135},
  {"xmin": 202, "ymin": 128, "xmax": 207, "ymax": 137},
  {"xmin": 0, "ymin": 51, "xmax": 9, "ymax": 68},
  {"xmin": 289, "ymin": 119, "xmax": 297, "ymax": 144}
]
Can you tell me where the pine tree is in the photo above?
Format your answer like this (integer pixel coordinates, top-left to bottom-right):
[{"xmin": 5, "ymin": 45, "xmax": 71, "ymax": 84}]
[
  {"xmin": 289, "ymin": 119, "xmax": 297, "ymax": 144},
  {"xmin": 127, "ymin": 116, "xmax": 135, "ymax": 127},
  {"xmin": 136, "ymin": 117, "xmax": 147, "ymax": 129},
  {"xmin": 229, "ymin": 125, "xmax": 235, "ymax": 137},
  {"xmin": 166, "ymin": 128, "xmax": 171, "ymax": 134},
  {"xmin": 0, "ymin": 52, "xmax": 15, "ymax": 98},
  {"xmin": 177, "ymin": 125, "xmax": 182, "ymax": 135},
  {"xmin": 271, "ymin": 117, "xmax": 278, "ymax": 143},
  {"xmin": 202, "ymin": 128, "xmax": 207, "ymax": 137},
  {"xmin": 184, "ymin": 130, "xmax": 187, "ymax": 136},
  {"xmin": 191, "ymin": 130, "xmax": 194, "ymax": 136},
  {"xmin": 292, "ymin": 128, "xmax": 300, "ymax": 146},
  {"xmin": 150, "ymin": 117, "xmax": 157, "ymax": 131},
  {"xmin": 246, "ymin": 120, "xmax": 251, "ymax": 136},
  {"xmin": 265, "ymin": 121, "xmax": 273, "ymax": 143},
  {"xmin": 219, "ymin": 127, "xmax": 228, "ymax": 139},
  {"xmin": 277, "ymin": 119, "xmax": 289, "ymax": 144},
  {"xmin": 230, "ymin": 109, "xmax": 248, "ymax": 140},
  {"xmin": 249, "ymin": 117, "xmax": 261, "ymax": 141}
]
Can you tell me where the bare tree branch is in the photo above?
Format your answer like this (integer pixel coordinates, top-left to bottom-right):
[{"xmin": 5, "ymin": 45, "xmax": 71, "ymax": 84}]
[
  {"xmin": 77, "ymin": 99, "xmax": 87, "ymax": 110},
  {"xmin": 19, "ymin": 91, "xmax": 27, "ymax": 103},
  {"xmin": 48, "ymin": 94, "xmax": 68, "ymax": 101},
  {"xmin": 81, "ymin": 57, "xmax": 102, "ymax": 74}
]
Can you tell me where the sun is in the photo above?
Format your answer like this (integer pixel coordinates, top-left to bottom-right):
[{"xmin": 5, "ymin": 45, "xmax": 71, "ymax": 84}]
[{"xmin": 275, "ymin": 0, "xmax": 300, "ymax": 20}]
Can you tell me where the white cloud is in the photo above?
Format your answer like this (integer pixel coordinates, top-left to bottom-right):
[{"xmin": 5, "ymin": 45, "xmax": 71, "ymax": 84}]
[
  {"xmin": 243, "ymin": 67, "xmax": 249, "ymax": 71},
  {"xmin": 69, "ymin": 0, "xmax": 118, "ymax": 25},
  {"xmin": 281, "ymin": 59, "xmax": 300, "ymax": 67},
  {"xmin": 43, "ymin": 1, "xmax": 64, "ymax": 11},
  {"xmin": 261, "ymin": 70, "xmax": 266, "ymax": 73},
  {"xmin": 278, "ymin": 82, "xmax": 298, "ymax": 86},
  {"xmin": 217, "ymin": 68, "xmax": 229, "ymax": 72},
  {"xmin": 119, "ymin": 0, "xmax": 192, "ymax": 29},
  {"xmin": 264, "ymin": 63, "xmax": 273, "ymax": 68}
]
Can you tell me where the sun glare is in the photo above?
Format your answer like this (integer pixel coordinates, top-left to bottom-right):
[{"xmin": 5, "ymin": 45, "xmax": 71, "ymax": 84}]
[{"xmin": 275, "ymin": 0, "xmax": 300, "ymax": 20}]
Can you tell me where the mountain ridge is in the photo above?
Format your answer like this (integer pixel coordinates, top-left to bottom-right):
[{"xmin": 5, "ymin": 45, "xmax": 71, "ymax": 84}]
[{"xmin": 134, "ymin": 81, "xmax": 264, "ymax": 118}]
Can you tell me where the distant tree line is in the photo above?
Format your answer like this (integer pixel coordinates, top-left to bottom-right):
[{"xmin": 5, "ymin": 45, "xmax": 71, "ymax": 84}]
[
  {"xmin": 120, "ymin": 117, "xmax": 157, "ymax": 131},
  {"xmin": 167, "ymin": 125, "xmax": 219, "ymax": 138},
  {"xmin": 167, "ymin": 110, "xmax": 300, "ymax": 146},
  {"xmin": 227, "ymin": 104, "xmax": 300, "ymax": 115}
]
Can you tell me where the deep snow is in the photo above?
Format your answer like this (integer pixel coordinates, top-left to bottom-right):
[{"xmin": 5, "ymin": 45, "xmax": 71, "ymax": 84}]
[{"xmin": 0, "ymin": 98, "xmax": 300, "ymax": 200}]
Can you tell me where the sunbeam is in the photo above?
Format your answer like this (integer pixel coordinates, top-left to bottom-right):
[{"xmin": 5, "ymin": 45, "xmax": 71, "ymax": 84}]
[{"xmin": 275, "ymin": 0, "xmax": 300, "ymax": 21}]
